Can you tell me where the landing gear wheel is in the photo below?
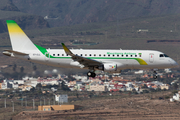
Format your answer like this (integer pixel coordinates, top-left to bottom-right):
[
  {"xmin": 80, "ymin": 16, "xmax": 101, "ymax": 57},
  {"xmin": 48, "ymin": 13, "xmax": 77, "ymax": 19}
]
[
  {"xmin": 153, "ymin": 70, "xmax": 158, "ymax": 79},
  {"xmin": 91, "ymin": 72, "xmax": 96, "ymax": 78},
  {"xmin": 87, "ymin": 72, "xmax": 96, "ymax": 78},
  {"xmin": 153, "ymin": 75, "xmax": 157, "ymax": 79}
]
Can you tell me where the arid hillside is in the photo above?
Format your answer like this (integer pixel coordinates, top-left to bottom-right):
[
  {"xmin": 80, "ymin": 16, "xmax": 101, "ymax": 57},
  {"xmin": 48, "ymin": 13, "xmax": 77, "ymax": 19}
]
[{"xmin": 11, "ymin": 91, "xmax": 180, "ymax": 120}]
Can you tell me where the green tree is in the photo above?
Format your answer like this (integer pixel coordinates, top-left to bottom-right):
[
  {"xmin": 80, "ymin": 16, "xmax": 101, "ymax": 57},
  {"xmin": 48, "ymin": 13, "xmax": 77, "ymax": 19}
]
[
  {"xmin": 30, "ymin": 87, "xmax": 35, "ymax": 92},
  {"xmin": 36, "ymin": 83, "xmax": 42, "ymax": 89},
  {"xmin": 173, "ymin": 83, "xmax": 179, "ymax": 90},
  {"xmin": 13, "ymin": 64, "xmax": 17, "ymax": 72},
  {"xmin": 20, "ymin": 66, "xmax": 24, "ymax": 73},
  {"xmin": 61, "ymin": 81, "xmax": 70, "ymax": 91},
  {"xmin": 141, "ymin": 84, "xmax": 148, "ymax": 88},
  {"xmin": 76, "ymin": 93, "xmax": 79, "ymax": 98},
  {"xmin": 33, "ymin": 65, "xmax": 37, "ymax": 71}
]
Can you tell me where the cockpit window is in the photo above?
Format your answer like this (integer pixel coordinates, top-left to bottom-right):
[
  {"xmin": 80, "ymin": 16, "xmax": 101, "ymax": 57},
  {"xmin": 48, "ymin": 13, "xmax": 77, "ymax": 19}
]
[
  {"xmin": 159, "ymin": 54, "xmax": 164, "ymax": 57},
  {"xmin": 159, "ymin": 54, "xmax": 169, "ymax": 57},
  {"xmin": 164, "ymin": 54, "xmax": 169, "ymax": 57}
]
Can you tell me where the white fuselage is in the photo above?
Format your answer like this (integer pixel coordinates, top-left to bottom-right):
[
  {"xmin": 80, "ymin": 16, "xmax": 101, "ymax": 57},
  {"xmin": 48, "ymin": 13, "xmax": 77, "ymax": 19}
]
[{"xmin": 15, "ymin": 49, "xmax": 178, "ymax": 72}]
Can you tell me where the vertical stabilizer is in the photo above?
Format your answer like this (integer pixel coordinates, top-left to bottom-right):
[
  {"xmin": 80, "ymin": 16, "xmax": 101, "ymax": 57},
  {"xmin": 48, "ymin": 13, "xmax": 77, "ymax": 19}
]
[{"xmin": 6, "ymin": 20, "xmax": 37, "ymax": 51}]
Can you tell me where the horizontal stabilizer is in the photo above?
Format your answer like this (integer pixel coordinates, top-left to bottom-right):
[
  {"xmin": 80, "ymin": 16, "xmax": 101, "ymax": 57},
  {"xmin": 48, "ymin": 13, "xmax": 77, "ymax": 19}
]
[{"xmin": 3, "ymin": 49, "xmax": 28, "ymax": 56}]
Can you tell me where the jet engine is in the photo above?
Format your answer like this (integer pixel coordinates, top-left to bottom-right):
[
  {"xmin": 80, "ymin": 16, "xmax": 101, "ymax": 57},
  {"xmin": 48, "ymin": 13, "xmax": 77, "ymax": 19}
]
[
  {"xmin": 97, "ymin": 63, "xmax": 117, "ymax": 72},
  {"xmin": 104, "ymin": 63, "xmax": 117, "ymax": 72}
]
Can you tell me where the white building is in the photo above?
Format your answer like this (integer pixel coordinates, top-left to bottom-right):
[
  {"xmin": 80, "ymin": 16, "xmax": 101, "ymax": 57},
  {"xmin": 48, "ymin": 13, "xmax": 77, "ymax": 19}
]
[
  {"xmin": 12, "ymin": 84, "xmax": 18, "ymax": 89},
  {"xmin": 173, "ymin": 93, "xmax": 179, "ymax": 101},
  {"xmin": 13, "ymin": 80, "xmax": 24, "ymax": 85},
  {"xmin": 1, "ymin": 80, "xmax": 15, "ymax": 89},
  {"xmin": 125, "ymin": 82, "xmax": 133, "ymax": 88},
  {"xmin": 134, "ymin": 70, "xmax": 144, "ymax": 74},
  {"xmin": 38, "ymin": 79, "xmax": 59, "ymax": 85},
  {"xmin": 51, "ymin": 87, "xmax": 57, "ymax": 92},
  {"xmin": 164, "ymin": 68, "xmax": 172, "ymax": 73},
  {"xmin": 1, "ymin": 82, "xmax": 8, "ymax": 89},
  {"xmin": 55, "ymin": 94, "xmax": 68, "ymax": 103}
]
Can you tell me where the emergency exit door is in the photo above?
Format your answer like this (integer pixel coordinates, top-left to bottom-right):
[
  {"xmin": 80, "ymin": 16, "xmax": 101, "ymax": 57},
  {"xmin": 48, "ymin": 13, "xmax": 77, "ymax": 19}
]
[{"xmin": 149, "ymin": 53, "xmax": 154, "ymax": 63}]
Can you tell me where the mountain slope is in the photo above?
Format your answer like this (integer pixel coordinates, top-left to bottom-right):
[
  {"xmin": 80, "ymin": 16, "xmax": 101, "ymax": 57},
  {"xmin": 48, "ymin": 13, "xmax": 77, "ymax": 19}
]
[
  {"xmin": 12, "ymin": 0, "xmax": 180, "ymax": 27},
  {"xmin": 0, "ymin": 0, "xmax": 50, "ymax": 33}
]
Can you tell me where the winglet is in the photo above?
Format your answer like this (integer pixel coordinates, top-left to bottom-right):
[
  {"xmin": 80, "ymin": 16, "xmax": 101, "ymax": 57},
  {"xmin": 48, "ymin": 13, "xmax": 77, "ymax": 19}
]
[{"xmin": 61, "ymin": 43, "xmax": 73, "ymax": 55}]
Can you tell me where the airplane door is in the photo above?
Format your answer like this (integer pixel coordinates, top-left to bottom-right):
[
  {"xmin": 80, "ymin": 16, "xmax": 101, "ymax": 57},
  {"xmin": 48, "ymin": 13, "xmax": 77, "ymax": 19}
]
[
  {"xmin": 45, "ymin": 52, "xmax": 50, "ymax": 62},
  {"xmin": 149, "ymin": 53, "xmax": 154, "ymax": 63}
]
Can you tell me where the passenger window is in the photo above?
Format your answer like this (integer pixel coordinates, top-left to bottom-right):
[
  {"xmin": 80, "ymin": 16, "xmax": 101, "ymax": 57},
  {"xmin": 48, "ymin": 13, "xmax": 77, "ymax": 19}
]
[
  {"xmin": 99, "ymin": 54, "xmax": 101, "ymax": 57},
  {"xmin": 62, "ymin": 54, "xmax": 64, "ymax": 56},
  {"xmin": 57, "ymin": 54, "xmax": 59, "ymax": 56},
  {"xmin": 131, "ymin": 55, "xmax": 132, "ymax": 57},
  {"xmin": 104, "ymin": 54, "xmax": 106, "ymax": 57},
  {"xmin": 122, "ymin": 55, "xmax": 124, "ymax": 57},
  {"xmin": 126, "ymin": 55, "xmax": 128, "ymax": 57},
  {"xmin": 108, "ymin": 55, "xmax": 110, "ymax": 57},
  {"xmin": 89, "ymin": 54, "xmax": 91, "ymax": 56},
  {"xmin": 113, "ymin": 55, "xmax": 115, "ymax": 57},
  {"xmin": 117, "ymin": 55, "xmax": 119, "ymax": 57},
  {"xmin": 94, "ymin": 54, "xmax": 96, "ymax": 56},
  {"xmin": 135, "ymin": 55, "xmax": 137, "ymax": 57},
  {"xmin": 53, "ymin": 54, "xmax": 55, "ymax": 56},
  {"xmin": 81, "ymin": 54, "xmax": 82, "ymax": 56},
  {"xmin": 66, "ymin": 54, "xmax": 68, "ymax": 56},
  {"xmin": 85, "ymin": 54, "xmax": 87, "ymax": 56}
]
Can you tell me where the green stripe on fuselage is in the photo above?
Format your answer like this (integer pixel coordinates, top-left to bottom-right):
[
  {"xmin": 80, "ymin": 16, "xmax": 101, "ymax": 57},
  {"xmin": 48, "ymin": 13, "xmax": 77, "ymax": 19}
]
[{"xmin": 35, "ymin": 44, "xmax": 47, "ymax": 54}]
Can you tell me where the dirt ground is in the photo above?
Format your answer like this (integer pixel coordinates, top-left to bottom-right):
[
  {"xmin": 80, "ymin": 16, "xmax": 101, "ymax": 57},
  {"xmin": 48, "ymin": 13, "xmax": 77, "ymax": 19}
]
[{"xmin": 12, "ymin": 92, "xmax": 180, "ymax": 120}]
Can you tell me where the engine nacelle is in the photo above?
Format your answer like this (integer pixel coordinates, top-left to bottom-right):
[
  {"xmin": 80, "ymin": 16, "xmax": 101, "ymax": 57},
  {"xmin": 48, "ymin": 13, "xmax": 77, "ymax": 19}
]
[{"xmin": 103, "ymin": 63, "xmax": 117, "ymax": 72}]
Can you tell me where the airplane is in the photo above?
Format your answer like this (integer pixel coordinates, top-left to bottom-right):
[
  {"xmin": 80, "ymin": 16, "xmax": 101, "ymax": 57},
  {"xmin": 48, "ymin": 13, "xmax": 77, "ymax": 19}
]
[{"xmin": 3, "ymin": 20, "xmax": 179, "ymax": 78}]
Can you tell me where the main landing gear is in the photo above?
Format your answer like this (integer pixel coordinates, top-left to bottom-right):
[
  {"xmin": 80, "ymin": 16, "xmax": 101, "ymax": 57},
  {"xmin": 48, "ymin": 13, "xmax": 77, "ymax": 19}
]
[
  {"xmin": 87, "ymin": 71, "xmax": 96, "ymax": 78},
  {"xmin": 153, "ymin": 70, "xmax": 158, "ymax": 79}
]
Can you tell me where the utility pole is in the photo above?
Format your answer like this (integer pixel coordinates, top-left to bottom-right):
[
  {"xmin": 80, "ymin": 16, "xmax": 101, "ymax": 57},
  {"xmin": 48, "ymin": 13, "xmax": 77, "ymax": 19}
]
[
  {"xmin": 48, "ymin": 98, "xmax": 50, "ymax": 105},
  {"xmin": 44, "ymin": 97, "xmax": 45, "ymax": 105},
  {"xmin": 40, "ymin": 97, "xmax": 42, "ymax": 106},
  {"xmin": 25, "ymin": 98, "xmax": 27, "ymax": 107},
  {"xmin": 21, "ymin": 98, "xmax": 23, "ymax": 107},
  {"xmin": 4, "ymin": 98, "xmax": 6, "ymax": 108},
  {"xmin": 32, "ymin": 99, "xmax": 35, "ymax": 109},
  {"xmin": 62, "ymin": 98, "xmax": 63, "ymax": 104},
  {"xmin": 11, "ymin": 101, "xmax": 14, "ymax": 112}
]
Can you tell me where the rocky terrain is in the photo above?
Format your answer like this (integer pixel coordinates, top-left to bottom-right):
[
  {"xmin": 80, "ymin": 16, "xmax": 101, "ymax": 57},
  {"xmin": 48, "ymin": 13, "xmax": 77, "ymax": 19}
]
[
  {"xmin": 0, "ymin": 0, "xmax": 50, "ymax": 33},
  {"xmin": 12, "ymin": 0, "xmax": 180, "ymax": 27}
]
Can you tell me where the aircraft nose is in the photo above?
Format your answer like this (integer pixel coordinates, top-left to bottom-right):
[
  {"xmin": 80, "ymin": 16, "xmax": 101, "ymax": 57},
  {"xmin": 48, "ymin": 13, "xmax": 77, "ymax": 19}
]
[{"xmin": 169, "ymin": 59, "xmax": 179, "ymax": 68}]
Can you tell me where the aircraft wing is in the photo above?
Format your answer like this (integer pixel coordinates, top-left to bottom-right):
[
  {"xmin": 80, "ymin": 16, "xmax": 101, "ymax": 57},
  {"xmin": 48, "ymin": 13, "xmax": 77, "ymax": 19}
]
[{"xmin": 61, "ymin": 43, "xmax": 102, "ymax": 67}]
